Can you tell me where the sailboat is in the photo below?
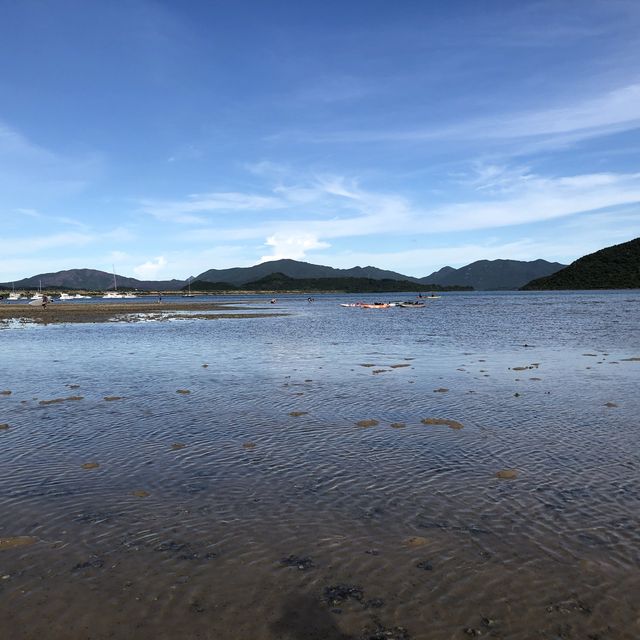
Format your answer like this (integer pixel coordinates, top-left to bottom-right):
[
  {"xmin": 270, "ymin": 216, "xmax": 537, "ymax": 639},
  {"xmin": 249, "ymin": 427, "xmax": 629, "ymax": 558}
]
[
  {"xmin": 30, "ymin": 280, "xmax": 44, "ymax": 300},
  {"xmin": 8, "ymin": 283, "xmax": 23, "ymax": 301},
  {"xmin": 182, "ymin": 277, "xmax": 195, "ymax": 297},
  {"xmin": 103, "ymin": 267, "xmax": 125, "ymax": 299}
]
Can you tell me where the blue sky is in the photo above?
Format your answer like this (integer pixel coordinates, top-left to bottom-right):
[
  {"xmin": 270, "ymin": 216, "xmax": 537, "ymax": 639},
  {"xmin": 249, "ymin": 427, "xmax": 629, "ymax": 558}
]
[{"xmin": 1, "ymin": 0, "xmax": 639, "ymax": 281}]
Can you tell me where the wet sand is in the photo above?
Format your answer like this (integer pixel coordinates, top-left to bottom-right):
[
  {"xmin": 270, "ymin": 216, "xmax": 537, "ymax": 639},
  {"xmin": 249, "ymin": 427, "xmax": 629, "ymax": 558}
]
[{"xmin": 0, "ymin": 301, "xmax": 285, "ymax": 324}]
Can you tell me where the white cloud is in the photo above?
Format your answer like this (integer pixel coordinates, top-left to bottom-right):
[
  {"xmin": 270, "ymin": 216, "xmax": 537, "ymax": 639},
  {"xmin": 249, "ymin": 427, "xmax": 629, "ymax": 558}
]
[
  {"xmin": 259, "ymin": 233, "xmax": 330, "ymax": 262},
  {"xmin": 157, "ymin": 167, "xmax": 640, "ymax": 255},
  {"xmin": 133, "ymin": 256, "xmax": 167, "ymax": 279}
]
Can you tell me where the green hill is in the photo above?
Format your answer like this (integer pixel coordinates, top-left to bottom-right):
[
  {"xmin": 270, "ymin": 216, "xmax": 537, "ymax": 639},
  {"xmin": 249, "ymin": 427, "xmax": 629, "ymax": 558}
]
[
  {"xmin": 186, "ymin": 273, "xmax": 472, "ymax": 293},
  {"xmin": 521, "ymin": 238, "xmax": 640, "ymax": 290}
]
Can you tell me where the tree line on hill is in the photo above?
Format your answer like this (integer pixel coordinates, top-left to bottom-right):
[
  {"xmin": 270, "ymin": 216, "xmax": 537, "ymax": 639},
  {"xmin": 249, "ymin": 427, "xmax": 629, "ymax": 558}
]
[{"xmin": 185, "ymin": 273, "xmax": 471, "ymax": 293}]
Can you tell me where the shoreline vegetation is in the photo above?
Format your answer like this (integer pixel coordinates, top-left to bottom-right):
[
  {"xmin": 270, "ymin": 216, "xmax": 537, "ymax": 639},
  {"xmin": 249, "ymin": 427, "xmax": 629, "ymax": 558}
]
[
  {"xmin": 0, "ymin": 272, "xmax": 473, "ymax": 296},
  {"xmin": 182, "ymin": 273, "xmax": 472, "ymax": 293},
  {"xmin": 0, "ymin": 301, "xmax": 287, "ymax": 325}
]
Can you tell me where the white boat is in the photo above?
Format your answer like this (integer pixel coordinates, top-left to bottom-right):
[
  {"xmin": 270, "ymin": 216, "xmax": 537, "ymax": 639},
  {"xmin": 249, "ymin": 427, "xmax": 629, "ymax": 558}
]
[
  {"xmin": 58, "ymin": 292, "xmax": 75, "ymax": 300},
  {"xmin": 102, "ymin": 267, "xmax": 134, "ymax": 298},
  {"xmin": 73, "ymin": 294, "xmax": 91, "ymax": 299},
  {"xmin": 8, "ymin": 284, "xmax": 23, "ymax": 301},
  {"xmin": 30, "ymin": 280, "xmax": 44, "ymax": 300}
]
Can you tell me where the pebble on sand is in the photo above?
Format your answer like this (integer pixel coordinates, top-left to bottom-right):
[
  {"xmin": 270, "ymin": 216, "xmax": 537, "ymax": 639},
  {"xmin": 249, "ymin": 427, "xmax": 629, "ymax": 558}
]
[
  {"xmin": 176, "ymin": 389, "xmax": 191, "ymax": 395},
  {"xmin": 0, "ymin": 390, "xmax": 11, "ymax": 396},
  {"xmin": 495, "ymin": 469, "xmax": 518, "ymax": 479},
  {"xmin": 356, "ymin": 419, "xmax": 379, "ymax": 428},
  {"xmin": 132, "ymin": 490, "xmax": 150, "ymax": 498},
  {"xmin": 103, "ymin": 396, "xmax": 123, "ymax": 401},
  {"xmin": 0, "ymin": 536, "xmax": 38, "ymax": 550},
  {"xmin": 421, "ymin": 418, "xmax": 463, "ymax": 430},
  {"xmin": 0, "ymin": 423, "xmax": 9, "ymax": 430},
  {"xmin": 288, "ymin": 411, "xmax": 308, "ymax": 417},
  {"xmin": 404, "ymin": 536, "xmax": 429, "ymax": 548},
  {"xmin": 81, "ymin": 462, "xmax": 100, "ymax": 470}
]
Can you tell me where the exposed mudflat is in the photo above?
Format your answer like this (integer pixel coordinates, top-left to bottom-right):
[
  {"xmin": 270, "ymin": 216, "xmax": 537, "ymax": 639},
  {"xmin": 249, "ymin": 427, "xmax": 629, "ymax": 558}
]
[{"xmin": 0, "ymin": 301, "xmax": 286, "ymax": 324}]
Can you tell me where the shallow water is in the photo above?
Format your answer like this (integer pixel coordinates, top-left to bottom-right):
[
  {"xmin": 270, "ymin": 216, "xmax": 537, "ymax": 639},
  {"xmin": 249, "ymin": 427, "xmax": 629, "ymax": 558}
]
[{"xmin": 1, "ymin": 291, "xmax": 639, "ymax": 640}]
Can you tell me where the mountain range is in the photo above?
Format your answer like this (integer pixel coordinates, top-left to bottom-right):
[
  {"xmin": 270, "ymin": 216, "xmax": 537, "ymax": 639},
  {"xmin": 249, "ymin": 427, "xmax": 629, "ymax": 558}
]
[
  {"xmin": 0, "ymin": 258, "xmax": 566, "ymax": 292},
  {"xmin": 192, "ymin": 258, "xmax": 566, "ymax": 290},
  {"xmin": 421, "ymin": 259, "xmax": 566, "ymax": 290},
  {"xmin": 1, "ymin": 258, "xmax": 566, "ymax": 292}
]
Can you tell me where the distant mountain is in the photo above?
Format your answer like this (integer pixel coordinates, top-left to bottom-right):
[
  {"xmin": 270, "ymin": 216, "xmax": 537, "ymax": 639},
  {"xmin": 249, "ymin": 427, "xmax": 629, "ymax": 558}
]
[
  {"xmin": 2, "ymin": 269, "xmax": 186, "ymax": 291},
  {"xmin": 420, "ymin": 259, "xmax": 566, "ymax": 290},
  {"xmin": 187, "ymin": 273, "xmax": 471, "ymax": 293},
  {"xmin": 196, "ymin": 259, "xmax": 419, "ymax": 285},
  {"xmin": 521, "ymin": 238, "xmax": 640, "ymax": 290},
  {"xmin": 1, "ymin": 256, "xmax": 573, "ymax": 293}
]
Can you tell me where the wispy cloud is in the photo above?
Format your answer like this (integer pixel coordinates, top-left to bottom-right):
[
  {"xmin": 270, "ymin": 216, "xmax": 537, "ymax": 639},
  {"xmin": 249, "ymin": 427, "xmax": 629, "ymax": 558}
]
[
  {"xmin": 1, "ymin": 232, "xmax": 95, "ymax": 256},
  {"xmin": 0, "ymin": 120, "xmax": 103, "ymax": 200},
  {"xmin": 15, "ymin": 208, "xmax": 89, "ymax": 229},
  {"xmin": 139, "ymin": 191, "xmax": 286, "ymax": 223},
  {"xmin": 274, "ymin": 83, "xmax": 640, "ymax": 151},
  {"xmin": 157, "ymin": 165, "xmax": 640, "ymax": 263}
]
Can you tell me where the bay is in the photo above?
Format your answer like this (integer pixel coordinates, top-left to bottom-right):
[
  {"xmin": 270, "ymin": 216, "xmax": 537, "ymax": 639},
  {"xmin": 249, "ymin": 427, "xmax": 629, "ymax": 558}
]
[{"xmin": 0, "ymin": 291, "xmax": 639, "ymax": 639}]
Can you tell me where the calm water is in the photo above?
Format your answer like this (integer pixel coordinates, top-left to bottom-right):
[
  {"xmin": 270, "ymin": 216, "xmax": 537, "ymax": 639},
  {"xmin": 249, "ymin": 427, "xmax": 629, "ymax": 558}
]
[{"xmin": 1, "ymin": 291, "xmax": 639, "ymax": 640}]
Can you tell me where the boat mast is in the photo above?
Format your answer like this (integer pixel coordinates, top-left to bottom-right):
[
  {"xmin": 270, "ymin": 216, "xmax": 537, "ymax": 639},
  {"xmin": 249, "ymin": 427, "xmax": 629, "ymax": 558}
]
[{"xmin": 112, "ymin": 265, "xmax": 117, "ymax": 292}]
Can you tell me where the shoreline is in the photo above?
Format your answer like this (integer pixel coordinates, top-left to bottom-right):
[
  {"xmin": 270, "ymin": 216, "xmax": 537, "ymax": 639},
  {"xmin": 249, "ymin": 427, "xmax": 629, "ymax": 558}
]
[{"xmin": 0, "ymin": 301, "xmax": 287, "ymax": 324}]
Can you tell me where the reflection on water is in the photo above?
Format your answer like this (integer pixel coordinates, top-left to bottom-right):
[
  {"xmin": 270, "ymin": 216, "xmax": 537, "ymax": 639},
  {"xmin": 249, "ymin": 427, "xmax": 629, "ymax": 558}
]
[{"xmin": 1, "ymin": 291, "xmax": 639, "ymax": 639}]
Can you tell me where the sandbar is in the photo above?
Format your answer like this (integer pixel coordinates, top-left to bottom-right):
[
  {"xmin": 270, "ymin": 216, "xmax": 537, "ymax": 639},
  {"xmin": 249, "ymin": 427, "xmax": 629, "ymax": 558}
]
[{"xmin": 0, "ymin": 301, "xmax": 286, "ymax": 324}]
